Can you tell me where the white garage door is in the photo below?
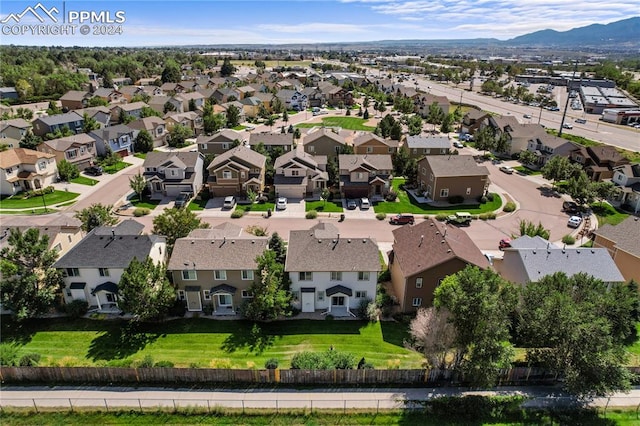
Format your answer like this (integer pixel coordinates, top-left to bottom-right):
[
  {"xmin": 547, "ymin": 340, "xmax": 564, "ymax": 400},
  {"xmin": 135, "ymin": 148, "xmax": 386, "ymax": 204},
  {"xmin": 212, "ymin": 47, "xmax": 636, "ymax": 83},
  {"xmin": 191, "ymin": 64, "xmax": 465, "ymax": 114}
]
[
  {"xmin": 276, "ymin": 185, "xmax": 304, "ymax": 199},
  {"xmin": 301, "ymin": 291, "xmax": 315, "ymax": 313}
]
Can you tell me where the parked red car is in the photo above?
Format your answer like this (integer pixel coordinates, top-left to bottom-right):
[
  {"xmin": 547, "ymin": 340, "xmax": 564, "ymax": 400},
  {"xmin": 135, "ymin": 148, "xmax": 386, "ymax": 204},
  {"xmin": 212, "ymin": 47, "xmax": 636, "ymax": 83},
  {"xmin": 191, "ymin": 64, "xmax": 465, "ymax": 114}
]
[{"xmin": 499, "ymin": 238, "xmax": 511, "ymax": 250}]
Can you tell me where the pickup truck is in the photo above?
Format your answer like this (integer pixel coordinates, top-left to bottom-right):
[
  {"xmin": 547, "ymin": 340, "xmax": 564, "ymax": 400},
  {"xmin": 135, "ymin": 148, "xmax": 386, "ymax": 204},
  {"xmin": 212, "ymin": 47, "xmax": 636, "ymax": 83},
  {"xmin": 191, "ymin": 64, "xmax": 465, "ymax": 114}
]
[{"xmin": 446, "ymin": 212, "xmax": 472, "ymax": 226}]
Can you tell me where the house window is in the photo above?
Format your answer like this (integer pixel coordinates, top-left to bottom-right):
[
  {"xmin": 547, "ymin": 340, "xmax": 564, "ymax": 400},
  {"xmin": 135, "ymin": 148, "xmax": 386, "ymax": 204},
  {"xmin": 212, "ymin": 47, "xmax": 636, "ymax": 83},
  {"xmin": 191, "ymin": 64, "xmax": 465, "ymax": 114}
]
[
  {"xmin": 182, "ymin": 270, "xmax": 197, "ymax": 280},
  {"xmin": 299, "ymin": 271, "xmax": 312, "ymax": 281},
  {"xmin": 241, "ymin": 270, "xmax": 254, "ymax": 280},
  {"xmin": 291, "ymin": 170, "xmax": 300, "ymax": 176},
  {"xmin": 440, "ymin": 188, "xmax": 449, "ymax": 198},
  {"xmin": 466, "ymin": 187, "xmax": 471, "ymax": 195},
  {"xmin": 5, "ymin": 167, "xmax": 13, "ymax": 174},
  {"xmin": 54, "ymin": 243, "xmax": 62, "ymax": 252},
  {"xmin": 334, "ymin": 146, "xmax": 341, "ymax": 153},
  {"xmin": 200, "ymin": 143, "xmax": 207, "ymax": 150},
  {"xmin": 241, "ymin": 290, "xmax": 254, "ymax": 298},
  {"xmin": 308, "ymin": 146, "xmax": 315, "ymax": 153},
  {"xmin": 170, "ymin": 170, "xmax": 178, "ymax": 177},
  {"xmin": 413, "ymin": 148, "xmax": 417, "ymax": 154},
  {"xmin": 357, "ymin": 172, "xmax": 364, "ymax": 179},
  {"xmin": 416, "ymin": 277, "xmax": 423, "ymax": 288},
  {"xmin": 330, "ymin": 271, "xmax": 342, "ymax": 281},
  {"xmin": 388, "ymin": 147, "xmax": 393, "ymax": 153},
  {"xmin": 38, "ymin": 160, "xmax": 47, "ymax": 170},
  {"xmin": 241, "ymin": 171, "xmax": 245, "ymax": 178},
  {"xmin": 178, "ymin": 290, "xmax": 186, "ymax": 301},
  {"xmin": 366, "ymin": 146, "xmax": 373, "ymax": 153},
  {"xmin": 66, "ymin": 268, "xmax": 80, "ymax": 277},
  {"xmin": 222, "ymin": 143, "xmax": 229, "ymax": 150},
  {"xmin": 67, "ymin": 150, "xmax": 78, "ymax": 159},
  {"xmin": 203, "ymin": 290, "xmax": 211, "ymax": 300},
  {"xmin": 222, "ymin": 170, "xmax": 232, "ymax": 179},
  {"xmin": 421, "ymin": 167, "xmax": 426, "ymax": 175},
  {"xmin": 357, "ymin": 271, "xmax": 370, "ymax": 281},
  {"xmin": 355, "ymin": 291, "xmax": 367, "ymax": 298},
  {"xmin": 429, "ymin": 173, "xmax": 434, "ymax": 181},
  {"xmin": 412, "ymin": 297, "xmax": 422, "ymax": 307},
  {"xmin": 214, "ymin": 270, "xmax": 227, "ymax": 280},
  {"xmin": 99, "ymin": 268, "xmax": 110, "ymax": 277},
  {"xmin": 317, "ymin": 291, "xmax": 324, "ymax": 301},
  {"xmin": 423, "ymin": 148, "xmax": 430, "ymax": 154}
]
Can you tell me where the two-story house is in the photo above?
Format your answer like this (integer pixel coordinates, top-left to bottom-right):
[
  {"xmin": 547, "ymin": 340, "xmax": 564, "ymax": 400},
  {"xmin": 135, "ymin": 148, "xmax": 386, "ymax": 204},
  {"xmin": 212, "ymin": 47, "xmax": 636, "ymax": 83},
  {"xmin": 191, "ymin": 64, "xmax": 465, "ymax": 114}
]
[
  {"xmin": 197, "ymin": 129, "xmax": 245, "ymax": 156},
  {"xmin": 286, "ymin": 222, "xmax": 380, "ymax": 316},
  {"xmin": 302, "ymin": 128, "xmax": 347, "ymax": 158},
  {"xmin": 353, "ymin": 132, "xmax": 398, "ymax": 155},
  {"xmin": 611, "ymin": 164, "xmax": 640, "ymax": 213},
  {"xmin": 416, "ymin": 94, "xmax": 450, "ymax": 118},
  {"xmin": 593, "ymin": 216, "xmax": 640, "ymax": 284},
  {"xmin": 274, "ymin": 149, "xmax": 328, "ymax": 199},
  {"xmin": 389, "ymin": 218, "xmax": 490, "ymax": 312},
  {"xmin": 142, "ymin": 151, "xmax": 205, "ymax": 199},
  {"xmin": 59, "ymin": 90, "xmax": 91, "ymax": 110},
  {"xmin": 569, "ymin": 145, "xmax": 629, "ymax": 182},
  {"xmin": 173, "ymin": 92, "xmax": 205, "ymax": 112},
  {"xmin": 128, "ymin": 117, "xmax": 169, "ymax": 148},
  {"xmin": 525, "ymin": 133, "xmax": 579, "ymax": 166},
  {"xmin": 0, "ymin": 214, "xmax": 84, "ymax": 258},
  {"xmin": 206, "ymin": 146, "xmax": 267, "ymax": 197},
  {"xmin": 32, "ymin": 112, "xmax": 84, "ymax": 137},
  {"xmin": 485, "ymin": 116, "xmax": 547, "ymax": 157},
  {"xmin": 0, "ymin": 118, "xmax": 32, "ymax": 141},
  {"xmin": 110, "ymin": 101, "xmax": 147, "ymax": 123},
  {"xmin": 89, "ymin": 124, "xmax": 138, "ymax": 157},
  {"xmin": 54, "ymin": 220, "xmax": 166, "ymax": 313},
  {"xmin": 37, "ymin": 133, "xmax": 97, "ymax": 171},
  {"xmin": 405, "ymin": 135, "xmax": 451, "ymax": 159},
  {"xmin": 460, "ymin": 109, "xmax": 490, "ymax": 136},
  {"xmin": 164, "ymin": 111, "xmax": 203, "ymax": 136},
  {"xmin": 275, "ymin": 89, "xmax": 308, "ymax": 111},
  {"xmin": 338, "ymin": 154, "xmax": 393, "ymax": 199},
  {"xmin": 417, "ymin": 155, "xmax": 490, "ymax": 203},
  {"xmin": 318, "ymin": 82, "xmax": 354, "ymax": 107},
  {"xmin": 0, "ymin": 148, "xmax": 57, "ymax": 195},
  {"xmin": 92, "ymin": 88, "xmax": 124, "ymax": 104},
  {"xmin": 168, "ymin": 228, "xmax": 268, "ymax": 314},
  {"xmin": 249, "ymin": 132, "xmax": 294, "ymax": 153},
  {"xmin": 75, "ymin": 106, "xmax": 111, "ymax": 128}
]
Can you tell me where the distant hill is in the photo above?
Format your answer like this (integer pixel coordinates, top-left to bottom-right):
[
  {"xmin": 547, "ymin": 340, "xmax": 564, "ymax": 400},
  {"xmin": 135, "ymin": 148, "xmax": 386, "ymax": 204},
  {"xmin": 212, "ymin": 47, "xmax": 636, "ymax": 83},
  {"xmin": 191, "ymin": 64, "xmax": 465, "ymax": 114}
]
[{"xmin": 507, "ymin": 17, "xmax": 640, "ymax": 47}]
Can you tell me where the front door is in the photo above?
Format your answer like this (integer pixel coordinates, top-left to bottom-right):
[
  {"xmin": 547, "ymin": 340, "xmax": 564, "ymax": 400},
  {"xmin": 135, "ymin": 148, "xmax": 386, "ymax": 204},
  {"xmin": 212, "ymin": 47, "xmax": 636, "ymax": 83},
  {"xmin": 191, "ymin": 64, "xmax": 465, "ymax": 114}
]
[
  {"xmin": 186, "ymin": 291, "xmax": 202, "ymax": 311},
  {"xmin": 332, "ymin": 296, "xmax": 345, "ymax": 306},
  {"xmin": 217, "ymin": 294, "xmax": 233, "ymax": 312},
  {"xmin": 301, "ymin": 291, "xmax": 315, "ymax": 313}
]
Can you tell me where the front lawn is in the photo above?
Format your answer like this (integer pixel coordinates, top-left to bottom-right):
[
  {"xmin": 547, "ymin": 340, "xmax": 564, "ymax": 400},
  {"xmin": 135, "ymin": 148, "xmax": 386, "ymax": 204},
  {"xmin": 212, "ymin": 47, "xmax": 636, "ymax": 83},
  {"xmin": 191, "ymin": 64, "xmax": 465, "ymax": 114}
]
[
  {"xmin": 130, "ymin": 196, "xmax": 160, "ymax": 210},
  {"xmin": 133, "ymin": 152, "xmax": 147, "ymax": 159},
  {"xmin": 0, "ymin": 190, "xmax": 79, "ymax": 209},
  {"xmin": 102, "ymin": 161, "xmax": 132, "ymax": 174},
  {"xmin": 373, "ymin": 178, "xmax": 502, "ymax": 215},
  {"xmin": 188, "ymin": 196, "xmax": 209, "ymax": 211},
  {"xmin": 235, "ymin": 202, "xmax": 274, "ymax": 212},
  {"xmin": 232, "ymin": 125, "xmax": 247, "ymax": 131},
  {"xmin": 296, "ymin": 117, "xmax": 375, "ymax": 131},
  {"xmin": 591, "ymin": 201, "xmax": 629, "ymax": 227},
  {"xmin": 513, "ymin": 166, "xmax": 541, "ymax": 176},
  {"xmin": 0, "ymin": 318, "xmax": 423, "ymax": 369},
  {"xmin": 70, "ymin": 176, "xmax": 99, "ymax": 186},
  {"xmin": 306, "ymin": 200, "xmax": 343, "ymax": 212}
]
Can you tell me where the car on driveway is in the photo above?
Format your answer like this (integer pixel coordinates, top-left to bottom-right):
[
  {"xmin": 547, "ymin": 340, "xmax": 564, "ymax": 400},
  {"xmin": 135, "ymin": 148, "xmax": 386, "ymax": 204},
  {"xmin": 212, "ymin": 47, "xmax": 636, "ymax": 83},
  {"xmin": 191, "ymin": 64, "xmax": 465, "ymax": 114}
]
[
  {"xmin": 567, "ymin": 215, "xmax": 582, "ymax": 228},
  {"xmin": 389, "ymin": 214, "xmax": 415, "ymax": 225},
  {"xmin": 276, "ymin": 197, "xmax": 287, "ymax": 210},
  {"xmin": 499, "ymin": 165, "xmax": 514, "ymax": 174},
  {"xmin": 453, "ymin": 141, "xmax": 464, "ymax": 148},
  {"xmin": 499, "ymin": 238, "xmax": 512, "ymax": 250},
  {"xmin": 346, "ymin": 199, "xmax": 357, "ymax": 210},
  {"xmin": 84, "ymin": 166, "xmax": 103, "ymax": 176},
  {"xmin": 223, "ymin": 196, "xmax": 236, "ymax": 209},
  {"xmin": 360, "ymin": 197, "xmax": 370, "ymax": 209},
  {"xmin": 174, "ymin": 191, "xmax": 193, "ymax": 208}
]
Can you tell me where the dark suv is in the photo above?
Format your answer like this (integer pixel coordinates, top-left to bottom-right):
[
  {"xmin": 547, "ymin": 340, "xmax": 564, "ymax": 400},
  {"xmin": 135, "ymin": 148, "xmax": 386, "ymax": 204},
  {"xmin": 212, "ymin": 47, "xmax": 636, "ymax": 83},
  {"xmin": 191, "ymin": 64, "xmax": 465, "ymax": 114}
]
[
  {"xmin": 562, "ymin": 201, "xmax": 578, "ymax": 214},
  {"xmin": 389, "ymin": 214, "xmax": 415, "ymax": 225},
  {"xmin": 174, "ymin": 191, "xmax": 193, "ymax": 208},
  {"xmin": 84, "ymin": 166, "xmax": 103, "ymax": 176}
]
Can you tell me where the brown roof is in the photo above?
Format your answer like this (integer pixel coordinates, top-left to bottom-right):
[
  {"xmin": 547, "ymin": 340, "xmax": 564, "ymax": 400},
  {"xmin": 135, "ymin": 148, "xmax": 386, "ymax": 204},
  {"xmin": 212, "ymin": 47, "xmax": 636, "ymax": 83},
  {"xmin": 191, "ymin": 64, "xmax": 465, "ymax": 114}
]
[
  {"xmin": 303, "ymin": 128, "xmax": 346, "ymax": 146},
  {"xmin": 285, "ymin": 222, "xmax": 381, "ymax": 272},
  {"xmin": 208, "ymin": 145, "xmax": 267, "ymax": 170},
  {"xmin": 249, "ymin": 132, "xmax": 294, "ymax": 147},
  {"xmin": 594, "ymin": 216, "xmax": 640, "ymax": 258},
  {"xmin": 392, "ymin": 218, "xmax": 489, "ymax": 277},
  {"xmin": 338, "ymin": 154, "xmax": 392, "ymax": 172},
  {"xmin": 352, "ymin": 132, "xmax": 398, "ymax": 148},
  {"xmin": 0, "ymin": 148, "xmax": 55, "ymax": 169},
  {"xmin": 422, "ymin": 155, "xmax": 489, "ymax": 178},
  {"xmin": 168, "ymin": 236, "xmax": 268, "ymax": 271}
]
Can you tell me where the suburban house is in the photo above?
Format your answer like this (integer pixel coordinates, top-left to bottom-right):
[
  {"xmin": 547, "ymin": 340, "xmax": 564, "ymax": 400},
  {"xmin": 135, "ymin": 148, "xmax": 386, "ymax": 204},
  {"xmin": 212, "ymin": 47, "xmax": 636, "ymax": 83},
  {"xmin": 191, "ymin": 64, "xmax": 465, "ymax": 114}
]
[
  {"xmin": 168, "ymin": 227, "xmax": 268, "ymax": 314},
  {"xmin": 302, "ymin": 128, "xmax": 347, "ymax": 158},
  {"xmin": 143, "ymin": 151, "xmax": 205, "ymax": 199},
  {"xmin": 593, "ymin": 216, "xmax": 640, "ymax": 284},
  {"xmin": 110, "ymin": 101, "xmax": 147, "ymax": 123},
  {"xmin": 148, "ymin": 95, "xmax": 171, "ymax": 114},
  {"xmin": 213, "ymin": 87, "xmax": 241, "ymax": 104},
  {"xmin": 286, "ymin": 222, "xmax": 380, "ymax": 316},
  {"xmin": 0, "ymin": 214, "xmax": 83, "ymax": 257},
  {"xmin": 275, "ymin": 89, "xmax": 308, "ymax": 111},
  {"xmin": 273, "ymin": 149, "xmax": 328, "ymax": 199},
  {"xmin": 0, "ymin": 87, "xmax": 18, "ymax": 100},
  {"xmin": 206, "ymin": 146, "xmax": 267, "ymax": 197},
  {"xmin": 128, "ymin": 116, "xmax": 169, "ymax": 148},
  {"xmin": 173, "ymin": 92, "xmax": 205, "ymax": 112},
  {"xmin": 352, "ymin": 132, "xmax": 398, "ymax": 155},
  {"xmin": 59, "ymin": 90, "xmax": 91, "ymax": 110},
  {"xmin": 37, "ymin": 133, "xmax": 97, "ymax": 171},
  {"xmin": 197, "ymin": 129, "xmax": 245, "ymax": 156},
  {"xmin": 405, "ymin": 135, "xmax": 451, "ymax": 159},
  {"xmin": 249, "ymin": 132, "xmax": 294, "ymax": 153},
  {"xmin": 417, "ymin": 155, "xmax": 490, "ymax": 203},
  {"xmin": 490, "ymin": 121, "xmax": 547, "ymax": 157},
  {"xmin": 0, "ymin": 148, "xmax": 58, "ymax": 196},
  {"xmin": 318, "ymin": 82, "xmax": 354, "ymax": 107},
  {"xmin": 92, "ymin": 88, "xmax": 124, "ymax": 104},
  {"xmin": 611, "ymin": 164, "xmax": 640, "ymax": 213},
  {"xmin": 569, "ymin": 145, "xmax": 629, "ymax": 182},
  {"xmin": 54, "ymin": 220, "xmax": 166, "ymax": 313},
  {"xmin": 338, "ymin": 154, "xmax": 393, "ymax": 199},
  {"xmin": 495, "ymin": 244, "xmax": 624, "ymax": 286},
  {"xmin": 0, "ymin": 118, "xmax": 32, "ymax": 141},
  {"xmin": 89, "ymin": 124, "xmax": 138, "ymax": 157},
  {"xmin": 389, "ymin": 218, "xmax": 490, "ymax": 312},
  {"xmin": 75, "ymin": 106, "xmax": 111, "ymax": 128},
  {"xmin": 416, "ymin": 94, "xmax": 450, "ymax": 117},
  {"xmin": 32, "ymin": 112, "xmax": 84, "ymax": 137},
  {"xmin": 460, "ymin": 109, "xmax": 490, "ymax": 135},
  {"xmin": 164, "ymin": 111, "xmax": 203, "ymax": 136},
  {"xmin": 239, "ymin": 96, "xmax": 263, "ymax": 118},
  {"xmin": 525, "ymin": 133, "xmax": 579, "ymax": 166}
]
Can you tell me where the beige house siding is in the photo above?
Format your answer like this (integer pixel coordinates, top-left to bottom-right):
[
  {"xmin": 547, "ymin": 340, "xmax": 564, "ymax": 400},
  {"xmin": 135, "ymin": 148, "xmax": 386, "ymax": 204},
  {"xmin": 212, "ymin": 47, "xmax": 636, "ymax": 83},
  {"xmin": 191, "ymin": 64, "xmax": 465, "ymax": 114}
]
[
  {"xmin": 354, "ymin": 141, "xmax": 395, "ymax": 155},
  {"xmin": 594, "ymin": 236, "xmax": 640, "ymax": 283}
]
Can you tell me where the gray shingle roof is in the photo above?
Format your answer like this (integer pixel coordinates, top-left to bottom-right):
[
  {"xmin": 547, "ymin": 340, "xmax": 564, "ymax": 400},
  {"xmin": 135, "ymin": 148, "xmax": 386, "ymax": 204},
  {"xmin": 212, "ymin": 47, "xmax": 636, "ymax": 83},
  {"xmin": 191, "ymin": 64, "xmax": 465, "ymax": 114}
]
[
  {"xmin": 405, "ymin": 135, "xmax": 451, "ymax": 149},
  {"xmin": 338, "ymin": 154, "xmax": 392, "ymax": 172},
  {"xmin": 37, "ymin": 112, "xmax": 83, "ymax": 126},
  {"xmin": 168, "ymin": 236, "xmax": 268, "ymax": 271},
  {"xmin": 143, "ymin": 151, "xmax": 201, "ymax": 169},
  {"xmin": 422, "ymin": 155, "xmax": 489, "ymax": 177},
  {"xmin": 507, "ymin": 236, "xmax": 559, "ymax": 249},
  {"xmin": 249, "ymin": 132, "xmax": 294, "ymax": 147},
  {"xmin": 594, "ymin": 216, "xmax": 640, "ymax": 258}
]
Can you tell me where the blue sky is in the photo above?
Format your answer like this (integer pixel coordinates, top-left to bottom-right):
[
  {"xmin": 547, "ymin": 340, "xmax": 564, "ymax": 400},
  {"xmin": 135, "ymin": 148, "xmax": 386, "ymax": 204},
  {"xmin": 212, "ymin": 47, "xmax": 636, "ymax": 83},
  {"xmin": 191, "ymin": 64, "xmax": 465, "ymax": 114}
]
[{"xmin": 1, "ymin": 0, "xmax": 637, "ymax": 47}]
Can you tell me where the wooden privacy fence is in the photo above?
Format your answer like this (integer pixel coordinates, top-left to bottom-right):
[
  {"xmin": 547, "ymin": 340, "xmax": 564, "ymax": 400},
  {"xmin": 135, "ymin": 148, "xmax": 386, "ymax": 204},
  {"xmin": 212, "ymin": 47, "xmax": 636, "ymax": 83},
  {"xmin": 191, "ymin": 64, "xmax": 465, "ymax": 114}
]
[{"xmin": 0, "ymin": 366, "xmax": 581, "ymax": 386}]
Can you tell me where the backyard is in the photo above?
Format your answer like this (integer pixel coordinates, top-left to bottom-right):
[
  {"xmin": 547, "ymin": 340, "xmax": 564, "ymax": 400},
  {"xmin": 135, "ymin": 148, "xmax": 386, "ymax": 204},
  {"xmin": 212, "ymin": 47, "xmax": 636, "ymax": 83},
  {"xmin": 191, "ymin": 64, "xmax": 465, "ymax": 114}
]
[
  {"xmin": 0, "ymin": 318, "xmax": 423, "ymax": 369},
  {"xmin": 373, "ymin": 178, "xmax": 502, "ymax": 215},
  {"xmin": 591, "ymin": 201, "xmax": 630, "ymax": 227},
  {"xmin": 295, "ymin": 117, "xmax": 375, "ymax": 131},
  {"xmin": 0, "ymin": 190, "xmax": 79, "ymax": 210}
]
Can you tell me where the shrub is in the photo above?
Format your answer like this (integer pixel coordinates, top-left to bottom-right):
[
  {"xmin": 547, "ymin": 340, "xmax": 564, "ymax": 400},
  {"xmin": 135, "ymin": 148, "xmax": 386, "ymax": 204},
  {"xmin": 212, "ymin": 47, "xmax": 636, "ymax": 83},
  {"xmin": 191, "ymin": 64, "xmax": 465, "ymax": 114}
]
[
  {"xmin": 324, "ymin": 314, "xmax": 334, "ymax": 321},
  {"xmin": 503, "ymin": 202, "xmax": 516, "ymax": 213},
  {"xmin": 366, "ymin": 301, "xmax": 380, "ymax": 322},
  {"xmin": 479, "ymin": 213, "xmax": 489, "ymax": 220},
  {"xmin": 357, "ymin": 357, "xmax": 375, "ymax": 370},
  {"xmin": 385, "ymin": 191, "xmax": 398, "ymax": 202},
  {"xmin": 305, "ymin": 210, "xmax": 318, "ymax": 219},
  {"xmin": 486, "ymin": 193, "xmax": 495, "ymax": 202},
  {"xmin": 478, "ymin": 196, "xmax": 488, "ymax": 204},
  {"xmin": 0, "ymin": 344, "xmax": 19, "ymax": 366},
  {"xmin": 246, "ymin": 225, "xmax": 268, "ymax": 236},
  {"xmin": 378, "ymin": 269, "xmax": 391, "ymax": 283},
  {"xmin": 64, "ymin": 299, "xmax": 88, "ymax": 318},
  {"xmin": 448, "ymin": 195, "xmax": 464, "ymax": 204},
  {"xmin": 106, "ymin": 359, "xmax": 133, "ymax": 367},
  {"xmin": 562, "ymin": 234, "xmax": 576, "ymax": 245},
  {"xmin": 202, "ymin": 304, "xmax": 213, "ymax": 315},
  {"xmin": 356, "ymin": 298, "xmax": 373, "ymax": 320},
  {"xmin": 486, "ymin": 212, "xmax": 497, "ymax": 220},
  {"xmin": 257, "ymin": 195, "xmax": 269, "ymax": 204},
  {"xmin": 133, "ymin": 208, "xmax": 150, "ymax": 217},
  {"xmin": 19, "ymin": 353, "xmax": 41, "ymax": 367},
  {"xmin": 435, "ymin": 213, "xmax": 449, "ymax": 221},
  {"xmin": 264, "ymin": 358, "xmax": 279, "ymax": 369},
  {"xmin": 291, "ymin": 349, "xmax": 355, "ymax": 369},
  {"xmin": 154, "ymin": 360, "xmax": 174, "ymax": 368},
  {"xmin": 168, "ymin": 299, "xmax": 187, "ymax": 317},
  {"xmin": 136, "ymin": 355, "xmax": 154, "ymax": 368},
  {"xmin": 231, "ymin": 210, "xmax": 244, "ymax": 218},
  {"xmin": 376, "ymin": 213, "xmax": 386, "ymax": 221}
]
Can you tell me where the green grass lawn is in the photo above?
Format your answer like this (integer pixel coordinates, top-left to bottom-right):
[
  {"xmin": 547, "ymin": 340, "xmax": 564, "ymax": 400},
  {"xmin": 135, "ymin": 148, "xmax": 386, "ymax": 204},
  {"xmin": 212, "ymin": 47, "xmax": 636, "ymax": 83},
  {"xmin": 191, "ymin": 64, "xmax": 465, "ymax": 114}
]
[
  {"xmin": 70, "ymin": 176, "xmax": 99, "ymax": 186},
  {"xmin": 306, "ymin": 200, "xmax": 343, "ymax": 212},
  {"xmin": 0, "ymin": 190, "xmax": 79, "ymax": 209},
  {"xmin": 130, "ymin": 196, "xmax": 160, "ymax": 210},
  {"xmin": 102, "ymin": 161, "xmax": 132, "ymax": 174},
  {"xmin": 514, "ymin": 165, "xmax": 542, "ymax": 176},
  {"xmin": 133, "ymin": 152, "xmax": 147, "ymax": 159},
  {"xmin": 235, "ymin": 202, "xmax": 274, "ymax": 212},
  {"xmin": 232, "ymin": 125, "xmax": 247, "ymax": 131},
  {"xmin": 591, "ymin": 201, "xmax": 629, "ymax": 227},
  {"xmin": 296, "ymin": 117, "xmax": 375, "ymax": 131},
  {"xmin": 0, "ymin": 207, "xmax": 57, "ymax": 215},
  {"xmin": 188, "ymin": 196, "xmax": 209, "ymax": 211},
  {"xmin": 1, "ymin": 318, "xmax": 423, "ymax": 369},
  {"xmin": 373, "ymin": 178, "xmax": 502, "ymax": 215}
]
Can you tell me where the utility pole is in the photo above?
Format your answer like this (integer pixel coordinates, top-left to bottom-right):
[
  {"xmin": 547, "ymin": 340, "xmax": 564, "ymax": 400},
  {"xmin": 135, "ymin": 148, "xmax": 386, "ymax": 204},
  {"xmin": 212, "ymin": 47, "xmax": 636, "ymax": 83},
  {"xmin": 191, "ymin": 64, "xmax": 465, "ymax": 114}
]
[{"xmin": 558, "ymin": 61, "xmax": 578, "ymax": 137}]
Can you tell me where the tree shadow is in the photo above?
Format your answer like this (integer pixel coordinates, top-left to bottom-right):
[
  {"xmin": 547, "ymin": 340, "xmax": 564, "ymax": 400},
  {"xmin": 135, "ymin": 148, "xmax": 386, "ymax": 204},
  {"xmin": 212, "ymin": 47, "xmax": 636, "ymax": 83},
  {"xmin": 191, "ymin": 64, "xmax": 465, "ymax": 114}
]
[
  {"xmin": 537, "ymin": 186, "xmax": 561, "ymax": 198},
  {"xmin": 221, "ymin": 322, "xmax": 276, "ymax": 355},
  {"xmin": 87, "ymin": 322, "xmax": 161, "ymax": 361},
  {"xmin": 380, "ymin": 320, "xmax": 411, "ymax": 348},
  {"xmin": 1, "ymin": 316, "xmax": 37, "ymax": 345}
]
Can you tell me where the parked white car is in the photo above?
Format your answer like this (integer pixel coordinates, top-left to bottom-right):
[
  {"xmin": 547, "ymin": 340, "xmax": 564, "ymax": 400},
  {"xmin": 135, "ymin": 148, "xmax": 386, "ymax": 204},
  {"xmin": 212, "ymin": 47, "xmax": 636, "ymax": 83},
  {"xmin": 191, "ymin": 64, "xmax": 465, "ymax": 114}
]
[
  {"xmin": 276, "ymin": 197, "xmax": 287, "ymax": 210},
  {"xmin": 567, "ymin": 215, "xmax": 582, "ymax": 228},
  {"xmin": 360, "ymin": 197, "xmax": 370, "ymax": 209}
]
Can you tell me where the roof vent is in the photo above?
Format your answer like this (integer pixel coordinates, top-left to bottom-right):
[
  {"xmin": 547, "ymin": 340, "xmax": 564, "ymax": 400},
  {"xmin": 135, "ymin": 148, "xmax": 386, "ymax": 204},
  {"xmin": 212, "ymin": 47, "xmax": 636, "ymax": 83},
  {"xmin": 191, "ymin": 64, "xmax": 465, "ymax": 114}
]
[
  {"xmin": 441, "ymin": 240, "xmax": 445, "ymax": 244},
  {"xmin": 252, "ymin": 240, "xmax": 255, "ymax": 244},
  {"xmin": 446, "ymin": 249, "xmax": 452, "ymax": 253},
  {"xmin": 348, "ymin": 239, "xmax": 351, "ymax": 243},
  {"xmin": 362, "ymin": 239, "xmax": 366, "ymax": 243},
  {"xmin": 191, "ymin": 240, "xmax": 195, "ymax": 244},
  {"xmin": 591, "ymin": 249, "xmax": 595, "ymax": 253},
  {"xmin": 231, "ymin": 240, "xmax": 235, "ymax": 244}
]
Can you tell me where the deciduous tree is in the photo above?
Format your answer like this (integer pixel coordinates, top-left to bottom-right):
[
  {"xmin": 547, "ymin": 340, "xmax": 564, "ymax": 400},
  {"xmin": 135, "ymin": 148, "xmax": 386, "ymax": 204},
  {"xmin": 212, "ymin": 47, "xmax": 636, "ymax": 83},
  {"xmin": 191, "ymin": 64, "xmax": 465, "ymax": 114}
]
[
  {"xmin": 57, "ymin": 159, "xmax": 79, "ymax": 181},
  {"xmin": 118, "ymin": 257, "xmax": 175, "ymax": 322},
  {"xmin": 74, "ymin": 203, "xmax": 118, "ymax": 232},
  {"xmin": 241, "ymin": 249, "xmax": 290, "ymax": 321},
  {"xmin": 152, "ymin": 207, "xmax": 209, "ymax": 254},
  {"xmin": 168, "ymin": 124, "xmax": 192, "ymax": 148},
  {"xmin": 409, "ymin": 307, "xmax": 457, "ymax": 369},
  {"xmin": 129, "ymin": 172, "xmax": 147, "ymax": 202}
]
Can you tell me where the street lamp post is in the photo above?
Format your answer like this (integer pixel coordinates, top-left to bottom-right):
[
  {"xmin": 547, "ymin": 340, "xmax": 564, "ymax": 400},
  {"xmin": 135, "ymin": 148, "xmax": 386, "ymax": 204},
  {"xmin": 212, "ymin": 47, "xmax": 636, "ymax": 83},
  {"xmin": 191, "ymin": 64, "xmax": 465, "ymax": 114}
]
[{"xmin": 40, "ymin": 187, "xmax": 48, "ymax": 213}]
